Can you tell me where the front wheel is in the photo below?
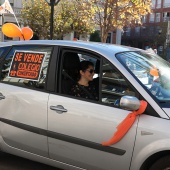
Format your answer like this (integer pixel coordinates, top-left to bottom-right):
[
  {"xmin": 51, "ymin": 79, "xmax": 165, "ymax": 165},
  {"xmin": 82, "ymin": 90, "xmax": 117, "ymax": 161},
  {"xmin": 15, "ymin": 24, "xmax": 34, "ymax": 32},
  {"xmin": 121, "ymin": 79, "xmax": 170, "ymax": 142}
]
[{"xmin": 149, "ymin": 155, "xmax": 170, "ymax": 170}]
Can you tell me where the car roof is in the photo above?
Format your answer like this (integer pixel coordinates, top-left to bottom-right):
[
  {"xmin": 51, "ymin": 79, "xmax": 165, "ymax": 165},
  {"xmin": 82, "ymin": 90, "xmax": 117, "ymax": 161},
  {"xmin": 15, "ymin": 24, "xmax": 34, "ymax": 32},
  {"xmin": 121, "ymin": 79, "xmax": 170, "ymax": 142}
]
[{"xmin": 0, "ymin": 40, "xmax": 141, "ymax": 56}]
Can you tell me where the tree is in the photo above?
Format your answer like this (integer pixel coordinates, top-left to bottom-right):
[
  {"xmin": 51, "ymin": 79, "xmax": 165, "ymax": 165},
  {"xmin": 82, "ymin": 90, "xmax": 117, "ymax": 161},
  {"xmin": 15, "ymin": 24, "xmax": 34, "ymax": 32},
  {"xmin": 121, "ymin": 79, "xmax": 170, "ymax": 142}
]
[
  {"xmin": 21, "ymin": 0, "xmax": 95, "ymax": 40},
  {"xmin": 90, "ymin": 30, "xmax": 101, "ymax": 42},
  {"xmin": 145, "ymin": 23, "xmax": 168, "ymax": 50},
  {"xmin": 87, "ymin": 0, "xmax": 151, "ymax": 42},
  {"xmin": 54, "ymin": 0, "xmax": 95, "ymax": 39}
]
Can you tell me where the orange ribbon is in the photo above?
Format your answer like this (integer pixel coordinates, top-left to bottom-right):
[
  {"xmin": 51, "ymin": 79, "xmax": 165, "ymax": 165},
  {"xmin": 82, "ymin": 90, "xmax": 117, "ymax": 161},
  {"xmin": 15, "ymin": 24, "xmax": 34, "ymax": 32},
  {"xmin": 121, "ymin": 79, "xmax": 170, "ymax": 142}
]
[{"xmin": 102, "ymin": 100, "xmax": 148, "ymax": 146}]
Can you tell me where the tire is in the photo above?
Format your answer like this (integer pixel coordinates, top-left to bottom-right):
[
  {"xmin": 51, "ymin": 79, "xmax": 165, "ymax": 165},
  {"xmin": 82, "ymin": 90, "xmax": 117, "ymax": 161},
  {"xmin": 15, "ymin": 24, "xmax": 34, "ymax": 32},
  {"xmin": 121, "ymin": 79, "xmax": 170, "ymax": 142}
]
[{"xmin": 149, "ymin": 155, "xmax": 170, "ymax": 170}]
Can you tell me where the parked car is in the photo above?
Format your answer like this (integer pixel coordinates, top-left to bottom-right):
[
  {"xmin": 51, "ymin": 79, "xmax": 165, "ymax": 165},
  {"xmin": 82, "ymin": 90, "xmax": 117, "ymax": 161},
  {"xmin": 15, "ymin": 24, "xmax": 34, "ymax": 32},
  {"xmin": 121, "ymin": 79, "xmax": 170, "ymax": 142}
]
[{"xmin": 0, "ymin": 40, "xmax": 170, "ymax": 170}]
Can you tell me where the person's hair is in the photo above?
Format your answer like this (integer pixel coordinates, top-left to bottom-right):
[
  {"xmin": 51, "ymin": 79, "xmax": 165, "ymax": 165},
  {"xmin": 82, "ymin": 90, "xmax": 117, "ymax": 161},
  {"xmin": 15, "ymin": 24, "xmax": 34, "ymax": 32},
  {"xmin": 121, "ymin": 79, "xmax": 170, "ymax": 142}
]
[
  {"xmin": 80, "ymin": 60, "xmax": 94, "ymax": 72},
  {"xmin": 77, "ymin": 60, "xmax": 94, "ymax": 80}
]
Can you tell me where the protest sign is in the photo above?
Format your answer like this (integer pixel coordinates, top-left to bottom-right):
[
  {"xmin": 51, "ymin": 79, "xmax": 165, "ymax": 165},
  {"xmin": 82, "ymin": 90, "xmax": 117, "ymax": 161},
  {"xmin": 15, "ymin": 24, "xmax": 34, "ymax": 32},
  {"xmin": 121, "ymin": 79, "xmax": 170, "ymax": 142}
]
[{"xmin": 8, "ymin": 50, "xmax": 46, "ymax": 81}]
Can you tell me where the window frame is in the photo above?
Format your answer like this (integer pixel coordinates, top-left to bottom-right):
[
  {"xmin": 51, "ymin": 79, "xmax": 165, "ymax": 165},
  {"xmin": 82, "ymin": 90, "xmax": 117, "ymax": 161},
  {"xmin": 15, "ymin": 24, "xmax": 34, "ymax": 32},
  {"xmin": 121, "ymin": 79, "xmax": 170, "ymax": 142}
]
[
  {"xmin": 163, "ymin": 0, "xmax": 170, "ymax": 7},
  {"xmin": 156, "ymin": 0, "xmax": 162, "ymax": 8},
  {"xmin": 115, "ymin": 51, "xmax": 161, "ymax": 117},
  {"xmin": 151, "ymin": 0, "xmax": 156, "ymax": 8},
  {"xmin": 100, "ymin": 57, "xmax": 140, "ymax": 107},
  {"xmin": 149, "ymin": 13, "xmax": 155, "ymax": 23},
  {"xmin": 56, "ymin": 47, "xmax": 141, "ymax": 109},
  {"xmin": 155, "ymin": 12, "xmax": 161, "ymax": 22},
  {"xmin": 57, "ymin": 47, "xmax": 101, "ymax": 101},
  {"xmin": 0, "ymin": 46, "xmax": 11, "ymax": 61},
  {"xmin": 0, "ymin": 44, "xmax": 56, "ymax": 93}
]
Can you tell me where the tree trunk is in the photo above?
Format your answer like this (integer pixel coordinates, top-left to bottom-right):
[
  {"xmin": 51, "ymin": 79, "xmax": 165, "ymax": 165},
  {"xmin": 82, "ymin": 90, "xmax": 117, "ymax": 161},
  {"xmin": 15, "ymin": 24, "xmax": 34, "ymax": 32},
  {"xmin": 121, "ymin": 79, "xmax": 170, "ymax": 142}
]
[
  {"xmin": 100, "ymin": 26, "xmax": 108, "ymax": 43},
  {"xmin": 101, "ymin": 34, "xmax": 108, "ymax": 43}
]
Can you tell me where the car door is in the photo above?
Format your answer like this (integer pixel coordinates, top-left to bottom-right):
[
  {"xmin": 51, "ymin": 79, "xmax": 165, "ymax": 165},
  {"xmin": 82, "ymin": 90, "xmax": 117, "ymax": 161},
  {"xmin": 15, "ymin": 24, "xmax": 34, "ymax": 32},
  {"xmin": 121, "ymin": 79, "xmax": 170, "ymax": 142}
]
[
  {"xmin": 47, "ymin": 49, "xmax": 140, "ymax": 170},
  {"xmin": 0, "ymin": 45, "xmax": 53, "ymax": 157}
]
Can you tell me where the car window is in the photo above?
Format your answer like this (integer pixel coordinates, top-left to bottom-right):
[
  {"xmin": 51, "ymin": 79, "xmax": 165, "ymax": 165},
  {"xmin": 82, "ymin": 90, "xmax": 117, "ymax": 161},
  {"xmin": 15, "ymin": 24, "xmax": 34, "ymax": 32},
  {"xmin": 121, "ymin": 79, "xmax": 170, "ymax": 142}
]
[
  {"xmin": 60, "ymin": 51, "xmax": 100, "ymax": 100},
  {"xmin": 101, "ymin": 58, "xmax": 136, "ymax": 105},
  {"xmin": 59, "ymin": 50, "xmax": 136, "ymax": 106},
  {"xmin": 0, "ymin": 45, "xmax": 53, "ymax": 90},
  {"xmin": 116, "ymin": 51, "xmax": 170, "ymax": 102},
  {"xmin": 0, "ymin": 46, "xmax": 10, "ymax": 60}
]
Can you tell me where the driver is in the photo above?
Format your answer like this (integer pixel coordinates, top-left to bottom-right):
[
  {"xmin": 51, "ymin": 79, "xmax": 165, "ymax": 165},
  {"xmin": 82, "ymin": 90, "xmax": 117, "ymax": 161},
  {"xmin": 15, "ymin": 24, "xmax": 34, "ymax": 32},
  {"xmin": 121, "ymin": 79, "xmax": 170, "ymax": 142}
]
[{"xmin": 70, "ymin": 60, "xmax": 98, "ymax": 101}]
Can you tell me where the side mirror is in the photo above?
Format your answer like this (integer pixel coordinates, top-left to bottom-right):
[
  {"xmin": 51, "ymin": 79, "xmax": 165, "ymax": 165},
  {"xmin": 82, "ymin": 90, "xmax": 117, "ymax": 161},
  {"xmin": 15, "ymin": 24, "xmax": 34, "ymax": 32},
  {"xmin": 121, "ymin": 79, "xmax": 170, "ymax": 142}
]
[{"xmin": 115, "ymin": 96, "xmax": 140, "ymax": 111}]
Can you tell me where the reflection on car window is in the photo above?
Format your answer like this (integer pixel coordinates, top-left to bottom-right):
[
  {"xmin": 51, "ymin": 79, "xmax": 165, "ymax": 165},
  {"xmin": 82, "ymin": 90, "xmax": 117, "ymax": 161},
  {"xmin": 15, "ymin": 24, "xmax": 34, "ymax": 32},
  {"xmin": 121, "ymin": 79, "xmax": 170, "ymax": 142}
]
[
  {"xmin": 101, "ymin": 58, "xmax": 136, "ymax": 105},
  {"xmin": 0, "ymin": 45, "xmax": 53, "ymax": 90},
  {"xmin": 116, "ymin": 51, "xmax": 170, "ymax": 102}
]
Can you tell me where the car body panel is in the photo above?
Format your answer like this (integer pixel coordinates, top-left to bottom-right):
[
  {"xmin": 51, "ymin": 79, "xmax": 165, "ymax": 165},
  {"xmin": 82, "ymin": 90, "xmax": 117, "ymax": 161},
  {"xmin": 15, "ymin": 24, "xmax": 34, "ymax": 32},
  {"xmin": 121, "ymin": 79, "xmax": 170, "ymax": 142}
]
[
  {"xmin": 0, "ymin": 83, "xmax": 49, "ymax": 157},
  {"xmin": 48, "ymin": 95, "xmax": 138, "ymax": 170},
  {"xmin": 131, "ymin": 114, "xmax": 170, "ymax": 170}
]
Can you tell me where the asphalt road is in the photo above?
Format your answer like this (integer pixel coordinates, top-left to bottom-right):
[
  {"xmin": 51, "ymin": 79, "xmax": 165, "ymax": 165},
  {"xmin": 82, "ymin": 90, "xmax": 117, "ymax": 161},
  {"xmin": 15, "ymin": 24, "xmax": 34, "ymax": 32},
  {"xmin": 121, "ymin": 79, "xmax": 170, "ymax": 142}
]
[{"xmin": 0, "ymin": 151, "xmax": 61, "ymax": 170}]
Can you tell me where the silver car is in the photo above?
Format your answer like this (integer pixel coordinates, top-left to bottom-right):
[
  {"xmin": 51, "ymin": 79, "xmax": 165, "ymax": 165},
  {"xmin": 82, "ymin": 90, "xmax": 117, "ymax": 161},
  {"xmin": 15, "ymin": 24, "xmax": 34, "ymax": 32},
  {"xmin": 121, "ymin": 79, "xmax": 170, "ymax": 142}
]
[{"xmin": 0, "ymin": 40, "xmax": 170, "ymax": 170}]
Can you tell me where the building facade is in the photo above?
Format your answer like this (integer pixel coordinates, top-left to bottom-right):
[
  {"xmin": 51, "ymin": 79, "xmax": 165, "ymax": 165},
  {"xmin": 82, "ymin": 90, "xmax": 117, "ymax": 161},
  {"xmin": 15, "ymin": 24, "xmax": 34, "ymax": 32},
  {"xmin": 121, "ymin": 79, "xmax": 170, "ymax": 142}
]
[
  {"xmin": 0, "ymin": 0, "xmax": 22, "ymax": 42},
  {"xmin": 121, "ymin": 0, "xmax": 170, "ymax": 57}
]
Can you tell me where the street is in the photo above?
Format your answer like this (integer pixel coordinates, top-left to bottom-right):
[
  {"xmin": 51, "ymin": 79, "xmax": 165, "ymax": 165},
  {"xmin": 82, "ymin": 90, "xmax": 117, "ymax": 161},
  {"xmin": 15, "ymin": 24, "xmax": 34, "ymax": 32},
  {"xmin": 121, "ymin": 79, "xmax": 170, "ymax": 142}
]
[{"xmin": 0, "ymin": 151, "xmax": 61, "ymax": 170}]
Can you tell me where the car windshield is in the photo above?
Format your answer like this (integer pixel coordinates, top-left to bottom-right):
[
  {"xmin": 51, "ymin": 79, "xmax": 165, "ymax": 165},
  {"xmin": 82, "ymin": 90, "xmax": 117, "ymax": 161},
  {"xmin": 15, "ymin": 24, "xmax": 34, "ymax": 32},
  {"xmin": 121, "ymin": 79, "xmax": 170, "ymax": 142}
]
[{"xmin": 116, "ymin": 51, "xmax": 170, "ymax": 102}]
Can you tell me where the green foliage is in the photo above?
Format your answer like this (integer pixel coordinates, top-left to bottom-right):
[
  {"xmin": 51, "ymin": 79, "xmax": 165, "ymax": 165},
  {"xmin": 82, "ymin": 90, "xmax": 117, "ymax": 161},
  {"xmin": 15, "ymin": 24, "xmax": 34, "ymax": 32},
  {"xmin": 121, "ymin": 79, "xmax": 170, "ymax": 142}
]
[
  {"xmin": 21, "ymin": 0, "xmax": 151, "ymax": 42},
  {"xmin": 21, "ymin": 0, "xmax": 95, "ymax": 40},
  {"xmin": 21, "ymin": 0, "xmax": 51, "ymax": 39},
  {"xmin": 90, "ymin": 30, "xmax": 101, "ymax": 42},
  {"xmin": 154, "ymin": 23, "xmax": 168, "ymax": 46}
]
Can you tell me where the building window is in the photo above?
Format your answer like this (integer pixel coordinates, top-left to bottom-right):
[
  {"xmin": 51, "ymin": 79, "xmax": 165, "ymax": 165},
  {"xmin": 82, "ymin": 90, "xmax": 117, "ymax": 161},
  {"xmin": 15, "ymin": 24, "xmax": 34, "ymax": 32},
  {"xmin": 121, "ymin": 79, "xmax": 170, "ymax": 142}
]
[
  {"xmin": 4, "ymin": 35, "xmax": 13, "ymax": 41},
  {"xmin": 74, "ymin": 32, "xmax": 79, "ymax": 40},
  {"xmin": 151, "ymin": 0, "xmax": 156, "ymax": 8},
  {"xmin": 163, "ymin": 0, "xmax": 170, "ymax": 7},
  {"xmin": 156, "ymin": 26, "xmax": 162, "ymax": 35},
  {"xmin": 149, "ymin": 27, "xmax": 154, "ymax": 36},
  {"xmin": 155, "ymin": 13, "xmax": 160, "ymax": 22},
  {"xmin": 135, "ymin": 27, "xmax": 140, "ymax": 36},
  {"xmin": 149, "ymin": 13, "xmax": 155, "ymax": 23},
  {"xmin": 141, "ymin": 27, "xmax": 147, "ymax": 36},
  {"xmin": 142, "ymin": 15, "xmax": 147, "ymax": 23},
  {"xmin": 163, "ymin": 12, "xmax": 170, "ymax": 22},
  {"xmin": 156, "ymin": 0, "xmax": 161, "ymax": 8},
  {"xmin": 126, "ymin": 28, "xmax": 131, "ymax": 36},
  {"xmin": 106, "ymin": 33, "xmax": 111, "ymax": 43}
]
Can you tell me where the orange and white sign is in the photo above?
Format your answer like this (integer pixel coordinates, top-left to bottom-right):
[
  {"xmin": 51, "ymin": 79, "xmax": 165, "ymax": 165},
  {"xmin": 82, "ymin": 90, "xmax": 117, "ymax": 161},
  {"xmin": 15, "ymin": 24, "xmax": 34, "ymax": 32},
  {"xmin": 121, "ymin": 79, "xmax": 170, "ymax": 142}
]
[{"xmin": 8, "ymin": 50, "xmax": 47, "ymax": 81}]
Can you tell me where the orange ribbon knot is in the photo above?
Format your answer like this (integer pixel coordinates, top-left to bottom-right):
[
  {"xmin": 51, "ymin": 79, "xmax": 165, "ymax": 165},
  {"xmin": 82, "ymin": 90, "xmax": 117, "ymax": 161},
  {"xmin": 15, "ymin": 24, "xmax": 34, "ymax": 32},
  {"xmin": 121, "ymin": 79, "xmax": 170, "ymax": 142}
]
[{"xmin": 102, "ymin": 100, "xmax": 148, "ymax": 146}]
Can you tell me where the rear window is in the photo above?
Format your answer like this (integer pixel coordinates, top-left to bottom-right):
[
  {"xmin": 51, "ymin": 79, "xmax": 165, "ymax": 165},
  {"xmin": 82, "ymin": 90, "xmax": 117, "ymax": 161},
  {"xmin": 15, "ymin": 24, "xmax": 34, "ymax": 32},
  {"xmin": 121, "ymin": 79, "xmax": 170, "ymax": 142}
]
[{"xmin": 0, "ymin": 46, "xmax": 10, "ymax": 60}]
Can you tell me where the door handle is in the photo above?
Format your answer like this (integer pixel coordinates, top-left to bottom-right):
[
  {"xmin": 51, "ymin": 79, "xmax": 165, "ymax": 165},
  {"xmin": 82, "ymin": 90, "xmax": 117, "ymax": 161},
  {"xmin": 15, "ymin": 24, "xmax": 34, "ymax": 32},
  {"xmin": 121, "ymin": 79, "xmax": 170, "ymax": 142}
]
[
  {"xmin": 50, "ymin": 105, "xmax": 67, "ymax": 114},
  {"xmin": 0, "ymin": 93, "xmax": 5, "ymax": 100}
]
